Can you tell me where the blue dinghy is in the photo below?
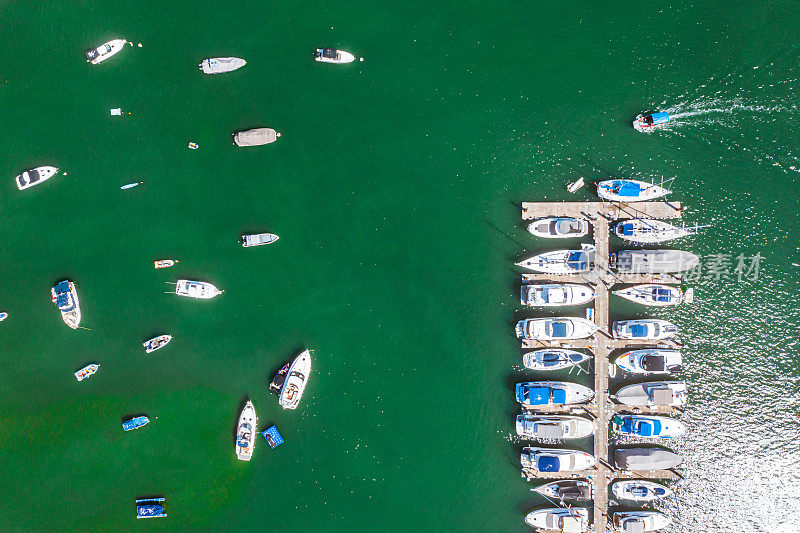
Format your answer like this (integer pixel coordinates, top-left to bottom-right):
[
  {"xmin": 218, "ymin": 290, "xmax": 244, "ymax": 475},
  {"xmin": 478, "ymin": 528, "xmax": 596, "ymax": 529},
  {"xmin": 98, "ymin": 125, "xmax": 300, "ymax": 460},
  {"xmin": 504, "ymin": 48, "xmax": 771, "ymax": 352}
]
[
  {"xmin": 136, "ymin": 497, "xmax": 166, "ymax": 519},
  {"xmin": 122, "ymin": 416, "xmax": 150, "ymax": 431}
]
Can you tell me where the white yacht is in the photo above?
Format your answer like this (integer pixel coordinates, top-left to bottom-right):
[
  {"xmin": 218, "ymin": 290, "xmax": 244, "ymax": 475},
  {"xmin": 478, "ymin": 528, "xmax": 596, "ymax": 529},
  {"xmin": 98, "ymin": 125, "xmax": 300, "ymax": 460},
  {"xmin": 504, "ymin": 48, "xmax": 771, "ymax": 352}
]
[
  {"xmin": 527, "ymin": 217, "xmax": 589, "ymax": 238},
  {"xmin": 520, "ymin": 283, "xmax": 595, "ymax": 306},
  {"xmin": 242, "ymin": 233, "xmax": 279, "ymax": 247},
  {"xmin": 314, "ymin": 48, "xmax": 355, "ymax": 63},
  {"xmin": 613, "ymin": 319, "xmax": 678, "ymax": 340},
  {"xmin": 525, "ymin": 508, "xmax": 589, "ymax": 532},
  {"xmin": 143, "ymin": 335, "xmax": 172, "ymax": 353},
  {"xmin": 516, "ymin": 317, "xmax": 598, "ymax": 340},
  {"xmin": 51, "ymin": 280, "xmax": 81, "ymax": 329},
  {"xmin": 235, "ymin": 400, "xmax": 257, "ymax": 461},
  {"xmin": 614, "ymin": 381, "xmax": 688, "ymax": 407},
  {"xmin": 16, "ymin": 166, "xmax": 59, "ymax": 190},
  {"xmin": 613, "ymin": 349, "xmax": 683, "ymax": 374},
  {"xmin": 516, "ymin": 414, "xmax": 596, "ymax": 439},
  {"xmin": 521, "ymin": 447, "xmax": 596, "ymax": 473},
  {"xmin": 522, "ymin": 348, "xmax": 590, "ymax": 371},
  {"xmin": 515, "ymin": 245, "xmax": 594, "ymax": 274},
  {"xmin": 279, "ymin": 349, "xmax": 311, "ymax": 410},
  {"xmin": 85, "ymin": 39, "xmax": 127, "ymax": 64},
  {"xmin": 611, "ymin": 480, "xmax": 673, "ymax": 501},
  {"xmin": 174, "ymin": 280, "xmax": 223, "ymax": 299},
  {"xmin": 611, "ymin": 511, "xmax": 672, "ymax": 532},
  {"xmin": 199, "ymin": 57, "xmax": 246, "ymax": 74},
  {"xmin": 233, "ymin": 128, "xmax": 280, "ymax": 147},
  {"xmin": 515, "ymin": 381, "xmax": 595, "ymax": 407}
]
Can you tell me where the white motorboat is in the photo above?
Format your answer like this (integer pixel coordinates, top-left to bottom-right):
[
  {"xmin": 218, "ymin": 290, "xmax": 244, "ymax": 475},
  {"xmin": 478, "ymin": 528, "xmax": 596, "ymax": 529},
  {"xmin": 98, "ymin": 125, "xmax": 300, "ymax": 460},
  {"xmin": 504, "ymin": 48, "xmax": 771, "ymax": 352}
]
[
  {"xmin": 233, "ymin": 128, "xmax": 280, "ymax": 147},
  {"xmin": 596, "ymin": 179, "xmax": 671, "ymax": 202},
  {"xmin": 143, "ymin": 335, "xmax": 172, "ymax": 353},
  {"xmin": 520, "ymin": 283, "xmax": 595, "ymax": 307},
  {"xmin": 532, "ymin": 480, "xmax": 592, "ymax": 501},
  {"xmin": 51, "ymin": 280, "xmax": 81, "ymax": 329},
  {"xmin": 174, "ymin": 279, "xmax": 223, "ymax": 299},
  {"xmin": 613, "ymin": 319, "xmax": 677, "ymax": 340},
  {"xmin": 85, "ymin": 39, "xmax": 127, "ymax": 64},
  {"xmin": 75, "ymin": 363, "xmax": 99, "ymax": 382},
  {"xmin": 242, "ymin": 233, "xmax": 279, "ymax": 247},
  {"xmin": 613, "ymin": 349, "xmax": 683, "ymax": 374},
  {"xmin": 235, "ymin": 400, "xmax": 257, "ymax": 461},
  {"xmin": 613, "ymin": 219, "xmax": 695, "ymax": 243},
  {"xmin": 611, "ymin": 511, "xmax": 672, "ymax": 532},
  {"xmin": 522, "ymin": 348, "xmax": 590, "ymax": 371},
  {"xmin": 613, "ymin": 284, "xmax": 691, "ymax": 306},
  {"xmin": 199, "ymin": 57, "xmax": 246, "ymax": 74},
  {"xmin": 154, "ymin": 259, "xmax": 178, "ymax": 269},
  {"xmin": 15, "ymin": 166, "xmax": 58, "ymax": 191},
  {"xmin": 521, "ymin": 447, "xmax": 597, "ymax": 473},
  {"xmin": 515, "ymin": 381, "xmax": 595, "ymax": 407},
  {"xmin": 515, "ymin": 245, "xmax": 594, "ymax": 274},
  {"xmin": 525, "ymin": 508, "xmax": 589, "ymax": 532},
  {"xmin": 612, "ymin": 414, "xmax": 687, "ymax": 439},
  {"xmin": 611, "ymin": 480, "xmax": 673, "ymax": 501},
  {"xmin": 314, "ymin": 48, "xmax": 355, "ymax": 63},
  {"xmin": 516, "ymin": 317, "xmax": 598, "ymax": 340},
  {"xmin": 0, "ymin": 312, "xmax": 7, "ymax": 321},
  {"xmin": 614, "ymin": 381, "xmax": 688, "ymax": 407},
  {"xmin": 610, "ymin": 249, "xmax": 700, "ymax": 273},
  {"xmin": 614, "ymin": 447, "xmax": 683, "ymax": 471},
  {"xmin": 527, "ymin": 217, "xmax": 589, "ymax": 238},
  {"xmin": 279, "ymin": 349, "xmax": 311, "ymax": 410},
  {"xmin": 516, "ymin": 414, "xmax": 596, "ymax": 439}
]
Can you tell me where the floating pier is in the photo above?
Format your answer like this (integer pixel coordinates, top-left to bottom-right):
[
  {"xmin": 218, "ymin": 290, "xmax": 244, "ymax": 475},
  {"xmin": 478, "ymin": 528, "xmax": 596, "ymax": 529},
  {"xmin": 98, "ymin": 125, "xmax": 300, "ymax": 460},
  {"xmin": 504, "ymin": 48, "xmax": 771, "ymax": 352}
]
[{"xmin": 519, "ymin": 201, "xmax": 682, "ymax": 533}]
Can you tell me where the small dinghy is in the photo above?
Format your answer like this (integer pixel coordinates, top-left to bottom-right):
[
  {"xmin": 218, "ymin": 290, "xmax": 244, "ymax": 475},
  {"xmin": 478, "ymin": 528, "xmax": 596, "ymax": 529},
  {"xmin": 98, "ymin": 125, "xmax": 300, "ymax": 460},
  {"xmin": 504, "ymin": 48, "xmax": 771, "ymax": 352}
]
[
  {"xmin": 522, "ymin": 348, "xmax": 590, "ymax": 371},
  {"xmin": 16, "ymin": 166, "xmax": 58, "ymax": 190},
  {"xmin": 516, "ymin": 317, "xmax": 598, "ymax": 340},
  {"xmin": 532, "ymin": 480, "xmax": 592, "ymax": 501},
  {"xmin": 0, "ymin": 312, "xmax": 7, "ymax": 321},
  {"xmin": 567, "ymin": 177, "xmax": 585, "ymax": 193},
  {"xmin": 199, "ymin": 57, "xmax": 246, "ymax": 74},
  {"xmin": 614, "ymin": 447, "xmax": 683, "ymax": 471},
  {"xmin": 612, "ymin": 414, "xmax": 687, "ymax": 439},
  {"xmin": 154, "ymin": 259, "xmax": 178, "ymax": 269},
  {"xmin": 520, "ymin": 283, "xmax": 595, "ymax": 307},
  {"xmin": 122, "ymin": 416, "xmax": 150, "ymax": 431},
  {"xmin": 136, "ymin": 497, "xmax": 166, "ymax": 519},
  {"xmin": 633, "ymin": 112, "xmax": 670, "ymax": 131},
  {"xmin": 233, "ymin": 128, "xmax": 280, "ymax": 147},
  {"xmin": 527, "ymin": 217, "xmax": 588, "ymax": 238},
  {"xmin": 613, "ymin": 319, "xmax": 678, "ymax": 340},
  {"xmin": 236, "ymin": 400, "xmax": 257, "ymax": 461},
  {"xmin": 613, "ymin": 284, "xmax": 690, "ymax": 306},
  {"xmin": 143, "ymin": 335, "xmax": 172, "ymax": 353},
  {"xmin": 521, "ymin": 447, "xmax": 597, "ymax": 473},
  {"xmin": 612, "ymin": 511, "xmax": 672, "ymax": 532},
  {"xmin": 279, "ymin": 349, "xmax": 312, "ymax": 410},
  {"xmin": 611, "ymin": 249, "xmax": 700, "ymax": 273},
  {"xmin": 613, "ymin": 349, "xmax": 682, "ymax": 374},
  {"xmin": 515, "ymin": 381, "xmax": 595, "ymax": 407},
  {"xmin": 174, "ymin": 279, "xmax": 223, "ymax": 299},
  {"xmin": 242, "ymin": 233, "xmax": 279, "ymax": 247},
  {"xmin": 85, "ymin": 39, "xmax": 127, "ymax": 64},
  {"xmin": 515, "ymin": 245, "xmax": 595, "ymax": 274},
  {"xmin": 51, "ymin": 280, "xmax": 81, "ymax": 329},
  {"xmin": 314, "ymin": 47, "xmax": 355, "ymax": 64},
  {"xmin": 525, "ymin": 508, "xmax": 589, "ymax": 532},
  {"xmin": 614, "ymin": 381, "xmax": 688, "ymax": 407},
  {"xmin": 516, "ymin": 414, "xmax": 596, "ymax": 439},
  {"xmin": 613, "ymin": 219, "xmax": 695, "ymax": 243},
  {"xmin": 611, "ymin": 480, "xmax": 673, "ymax": 502},
  {"xmin": 596, "ymin": 179, "xmax": 671, "ymax": 202},
  {"xmin": 75, "ymin": 363, "xmax": 99, "ymax": 382}
]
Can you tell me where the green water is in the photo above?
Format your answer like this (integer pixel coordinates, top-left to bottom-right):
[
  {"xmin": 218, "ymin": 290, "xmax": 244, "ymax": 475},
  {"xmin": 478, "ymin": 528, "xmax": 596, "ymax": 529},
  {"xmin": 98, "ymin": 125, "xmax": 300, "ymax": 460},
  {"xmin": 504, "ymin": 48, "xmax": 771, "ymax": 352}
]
[{"xmin": 2, "ymin": 1, "xmax": 800, "ymax": 531}]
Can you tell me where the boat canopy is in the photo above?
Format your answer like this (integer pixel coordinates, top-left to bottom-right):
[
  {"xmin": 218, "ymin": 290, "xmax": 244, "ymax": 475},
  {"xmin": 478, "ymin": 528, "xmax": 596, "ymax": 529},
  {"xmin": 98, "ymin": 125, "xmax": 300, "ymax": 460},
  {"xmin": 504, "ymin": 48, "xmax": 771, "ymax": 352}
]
[
  {"xmin": 650, "ymin": 388, "xmax": 674, "ymax": 404},
  {"xmin": 54, "ymin": 281, "xmax": 69, "ymax": 293},
  {"xmin": 551, "ymin": 322, "xmax": 568, "ymax": 338},
  {"xmin": 537, "ymin": 423, "xmax": 566, "ymax": 439},
  {"xmin": 651, "ymin": 112, "xmax": 670, "ymax": 124},
  {"xmin": 528, "ymin": 387, "xmax": 549, "ymax": 405},
  {"xmin": 617, "ymin": 181, "xmax": 643, "ymax": 196},
  {"xmin": 620, "ymin": 223, "xmax": 634, "ymax": 235},
  {"xmin": 655, "ymin": 288, "xmax": 673, "ymax": 302},
  {"xmin": 631, "ymin": 325, "xmax": 647, "ymax": 337},
  {"xmin": 643, "ymin": 356, "xmax": 665, "ymax": 372},
  {"xmin": 551, "ymin": 388, "xmax": 566, "ymax": 404},
  {"xmin": 321, "ymin": 48, "xmax": 338, "ymax": 59},
  {"xmin": 538, "ymin": 456, "xmax": 560, "ymax": 472},
  {"xmin": 555, "ymin": 219, "xmax": 582, "ymax": 233},
  {"xmin": 623, "ymin": 519, "xmax": 646, "ymax": 533}
]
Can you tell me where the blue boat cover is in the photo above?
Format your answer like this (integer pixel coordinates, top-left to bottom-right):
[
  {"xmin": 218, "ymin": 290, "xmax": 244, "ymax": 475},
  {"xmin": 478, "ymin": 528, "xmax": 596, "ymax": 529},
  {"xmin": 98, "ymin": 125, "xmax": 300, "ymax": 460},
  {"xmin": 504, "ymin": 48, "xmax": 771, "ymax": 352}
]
[
  {"xmin": 631, "ymin": 325, "xmax": 648, "ymax": 337},
  {"xmin": 620, "ymin": 223, "xmax": 634, "ymax": 236},
  {"xmin": 122, "ymin": 416, "xmax": 149, "ymax": 431},
  {"xmin": 56, "ymin": 294, "xmax": 70, "ymax": 308},
  {"xmin": 630, "ymin": 487, "xmax": 648, "ymax": 498},
  {"xmin": 655, "ymin": 289, "xmax": 672, "ymax": 302},
  {"xmin": 618, "ymin": 181, "xmax": 643, "ymax": 197},
  {"xmin": 538, "ymin": 456, "xmax": 560, "ymax": 472},
  {"xmin": 54, "ymin": 281, "xmax": 69, "ymax": 293},
  {"xmin": 542, "ymin": 353, "xmax": 560, "ymax": 366},
  {"xmin": 620, "ymin": 418, "xmax": 634, "ymax": 434},
  {"xmin": 137, "ymin": 504, "xmax": 165, "ymax": 517},
  {"xmin": 567, "ymin": 252, "xmax": 587, "ymax": 270},
  {"xmin": 636, "ymin": 420, "xmax": 661, "ymax": 437},
  {"xmin": 654, "ymin": 487, "xmax": 667, "ymax": 495},
  {"xmin": 652, "ymin": 112, "xmax": 670, "ymax": 125},
  {"xmin": 527, "ymin": 386, "xmax": 550, "ymax": 405},
  {"xmin": 551, "ymin": 322, "xmax": 568, "ymax": 338},
  {"xmin": 552, "ymin": 388, "xmax": 567, "ymax": 404},
  {"xmin": 262, "ymin": 425, "xmax": 284, "ymax": 449}
]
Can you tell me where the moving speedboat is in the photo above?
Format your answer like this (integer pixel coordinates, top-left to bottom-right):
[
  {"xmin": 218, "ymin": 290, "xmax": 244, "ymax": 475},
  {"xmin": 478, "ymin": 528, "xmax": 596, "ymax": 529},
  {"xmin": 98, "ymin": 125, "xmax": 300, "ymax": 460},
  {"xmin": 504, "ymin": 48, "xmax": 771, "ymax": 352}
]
[
  {"xmin": 242, "ymin": 233, "xmax": 279, "ymax": 247},
  {"xmin": 520, "ymin": 283, "xmax": 595, "ymax": 307},
  {"xmin": 279, "ymin": 349, "xmax": 311, "ymax": 410},
  {"xmin": 85, "ymin": 39, "xmax": 127, "ymax": 64},
  {"xmin": 633, "ymin": 112, "xmax": 670, "ymax": 131},
  {"xmin": 612, "ymin": 414, "xmax": 687, "ymax": 439},
  {"xmin": 136, "ymin": 497, "xmax": 166, "ymax": 519},
  {"xmin": 525, "ymin": 508, "xmax": 589, "ymax": 532},
  {"xmin": 236, "ymin": 400, "xmax": 257, "ymax": 461},
  {"xmin": 51, "ymin": 280, "xmax": 81, "ymax": 329},
  {"xmin": 516, "ymin": 317, "xmax": 598, "ymax": 340},
  {"xmin": 613, "ymin": 319, "xmax": 677, "ymax": 340},
  {"xmin": 522, "ymin": 348, "xmax": 590, "ymax": 371},
  {"xmin": 199, "ymin": 57, "xmax": 246, "ymax": 74},
  {"xmin": 611, "ymin": 480, "xmax": 673, "ymax": 501},
  {"xmin": 613, "ymin": 284, "xmax": 690, "ymax": 306},
  {"xmin": 610, "ymin": 249, "xmax": 700, "ymax": 273},
  {"xmin": 516, "ymin": 414, "xmax": 596, "ymax": 439},
  {"xmin": 532, "ymin": 480, "xmax": 592, "ymax": 501},
  {"xmin": 314, "ymin": 48, "xmax": 355, "ymax": 63},
  {"xmin": 613, "ymin": 349, "xmax": 682, "ymax": 374},
  {"xmin": 174, "ymin": 279, "xmax": 223, "ymax": 299},
  {"xmin": 613, "ymin": 219, "xmax": 694, "ymax": 243},
  {"xmin": 612, "ymin": 511, "xmax": 672, "ymax": 532},
  {"xmin": 521, "ymin": 447, "xmax": 596, "ymax": 472},
  {"xmin": 527, "ymin": 217, "xmax": 589, "ymax": 238},
  {"xmin": 143, "ymin": 335, "xmax": 172, "ymax": 353},
  {"xmin": 515, "ymin": 245, "xmax": 594, "ymax": 273},
  {"xmin": 515, "ymin": 381, "xmax": 594, "ymax": 407},
  {"xmin": 154, "ymin": 259, "xmax": 177, "ymax": 269},
  {"xmin": 596, "ymin": 179, "xmax": 671, "ymax": 202},
  {"xmin": 75, "ymin": 363, "xmax": 99, "ymax": 382},
  {"xmin": 122, "ymin": 416, "xmax": 150, "ymax": 431},
  {"xmin": 15, "ymin": 166, "xmax": 58, "ymax": 190},
  {"xmin": 614, "ymin": 381, "xmax": 688, "ymax": 407}
]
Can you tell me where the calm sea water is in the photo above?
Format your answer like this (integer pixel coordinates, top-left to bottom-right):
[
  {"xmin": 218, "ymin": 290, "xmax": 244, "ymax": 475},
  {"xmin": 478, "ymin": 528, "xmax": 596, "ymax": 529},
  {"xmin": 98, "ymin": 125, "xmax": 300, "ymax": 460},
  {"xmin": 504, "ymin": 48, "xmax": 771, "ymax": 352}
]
[{"xmin": 1, "ymin": 1, "xmax": 799, "ymax": 531}]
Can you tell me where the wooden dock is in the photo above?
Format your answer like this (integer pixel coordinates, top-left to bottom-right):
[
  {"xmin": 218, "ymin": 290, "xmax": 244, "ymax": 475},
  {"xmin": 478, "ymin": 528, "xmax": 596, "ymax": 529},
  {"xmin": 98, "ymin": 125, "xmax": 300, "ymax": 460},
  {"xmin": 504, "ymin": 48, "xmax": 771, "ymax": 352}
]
[{"xmin": 518, "ymin": 202, "xmax": 682, "ymax": 533}]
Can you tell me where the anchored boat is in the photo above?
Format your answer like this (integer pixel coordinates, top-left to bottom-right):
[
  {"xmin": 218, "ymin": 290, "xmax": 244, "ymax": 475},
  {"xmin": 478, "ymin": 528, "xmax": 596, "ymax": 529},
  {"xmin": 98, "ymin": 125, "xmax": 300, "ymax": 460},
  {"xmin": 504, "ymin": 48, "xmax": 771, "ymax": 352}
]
[
  {"xmin": 613, "ymin": 219, "xmax": 696, "ymax": 243},
  {"xmin": 612, "ymin": 414, "xmax": 687, "ymax": 439},
  {"xmin": 526, "ymin": 217, "xmax": 588, "ymax": 238},
  {"xmin": 0, "ymin": 312, "xmax": 7, "ymax": 321},
  {"xmin": 85, "ymin": 39, "xmax": 126, "ymax": 64},
  {"xmin": 122, "ymin": 416, "xmax": 150, "ymax": 431},
  {"xmin": 610, "ymin": 249, "xmax": 700, "ymax": 273},
  {"xmin": 613, "ymin": 319, "xmax": 678, "ymax": 340},
  {"xmin": 16, "ymin": 166, "xmax": 59, "ymax": 191},
  {"xmin": 314, "ymin": 48, "xmax": 355, "ymax": 64},
  {"xmin": 199, "ymin": 57, "xmax": 246, "ymax": 74},
  {"xmin": 521, "ymin": 447, "xmax": 596, "ymax": 473},
  {"xmin": 242, "ymin": 233, "xmax": 279, "ymax": 247},
  {"xmin": 596, "ymin": 179, "xmax": 671, "ymax": 202},
  {"xmin": 532, "ymin": 480, "xmax": 592, "ymax": 501},
  {"xmin": 154, "ymin": 259, "xmax": 177, "ymax": 269},
  {"xmin": 136, "ymin": 497, "xmax": 166, "ymax": 519},
  {"xmin": 174, "ymin": 279, "xmax": 223, "ymax": 299},
  {"xmin": 520, "ymin": 283, "xmax": 595, "ymax": 307},
  {"xmin": 522, "ymin": 348, "xmax": 590, "ymax": 371},
  {"xmin": 614, "ymin": 381, "xmax": 688, "ymax": 407},
  {"xmin": 611, "ymin": 480, "xmax": 673, "ymax": 501},
  {"xmin": 279, "ymin": 349, "xmax": 311, "ymax": 410},
  {"xmin": 633, "ymin": 112, "xmax": 670, "ymax": 131},
  {"xmin": 236, "ymin": 400, "xmax": 257, "ymax": 461},
  {"xmin": 143, "ymin": 335, "xmax": 172, "ymax": 353},
  {"xmin": 613, "ymin": 284, "xmax": 691, "ymax": 306},
  {"xmin": 75, "ymin": 363, "xmax": 99, "ymax": 382},
  {"xmin": 515, "ymin": 245, "xmax": 595, "ymax": 274},
  {"xmin": 613, "ymin": 349, "xmax": 682, "ymax": 374},
  {"xmin": 516, "ymin": 414, "xmax": 596, "ymax": 439},
  {"xmin": 233, "ymin": 128, "xmax": 279, "ymax": 147},
  {"xmin": 515, "ymin": 381, "xmax": 595, "ymax": 407},
  {"xmin": 612, "ymin": 511, "xmax": 672, "ymax": 532},
  {"xmin": 525, "ymin": 508, "xmax": 589, "ymax": 532},
  {"xmin": 51, "ymin": 280, "xmax": 81, "ymax": 329},
  {"xmin": 516, "ymin": 317, "xmax": 598, "ymax": 340},
  {"xmin": 614, "ymin": 447, "xmax": 683, "ymax": 471}
]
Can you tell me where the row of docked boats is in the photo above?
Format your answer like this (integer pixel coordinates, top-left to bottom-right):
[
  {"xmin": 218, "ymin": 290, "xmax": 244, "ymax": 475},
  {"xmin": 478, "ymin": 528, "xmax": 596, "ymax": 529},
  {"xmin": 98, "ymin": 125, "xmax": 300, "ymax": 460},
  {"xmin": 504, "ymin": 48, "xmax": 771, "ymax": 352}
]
[
  {"xmin": 521, "ymin": 283, "xmax": 693, "ymax": 307},
  {"xmin": 515, "ymin": 317, "xmax": 680, "ymax": 340},
  {"xmin": 528, "ymin": 216, "xmax": 701, "ymax": 244},
  {"xmin": 516, "ymin": 246, "xmax": 699, "ymax": 274}
]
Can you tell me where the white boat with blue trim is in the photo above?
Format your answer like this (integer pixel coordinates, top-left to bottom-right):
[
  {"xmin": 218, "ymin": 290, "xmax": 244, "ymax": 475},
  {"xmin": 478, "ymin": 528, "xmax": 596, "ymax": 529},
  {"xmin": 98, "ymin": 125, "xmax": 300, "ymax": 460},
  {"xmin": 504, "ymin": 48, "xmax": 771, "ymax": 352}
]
[
  {"xmin": 51, "ymin": 280, "xmax": 81, "ymax": 329},
  {"xmin": 613, "ymin": 319, "xmax": 677, "ymax": 340},
  {"xmin": 516, "ymin": 317, "xmax": 598, "ymax": 340},
  {"xmin": 612, "ymin": 414, "xmax": 687, "ymax": 439},
  {"xmin": 613, "ymin": 349, "xmax": 683, "ymax": 374},
  {"xmin": 16, "ymin": 166, "xmax": 59, "ymax": 190},
  {"xmin": 611, "ymin": 480, "xmax": 673, "ymax": 501},
  {"xmin": 521, "ymin": 447, "xmax": 596, "ymax": 473},
  {"xmin": 516, "ymin": 414, "xmax": 596, "ymax": 439},
  {"xmin": 515, "ymin": 381, "xmax": 594, "ymax": 408},
  {"xmin": 520, "ymin": 283, "xmax": 595, "ymax": 307},
  {"xmin": 522, "ymin": 348, "xmax": 590, "ymax": 371},
  {"xmin": 515, "ymin": 245, "xmax": 595, "ymax": 274},
  {"xmin": 199, "ymin": 57, "xmax": 246, "ymax": 74},
  {"xmin": 597, "ymin": 179, "xmax": 671, "ymax": 202},
  {"xmin": 613, "ymin": 284, "xmax": 691, "ymax": 306}
]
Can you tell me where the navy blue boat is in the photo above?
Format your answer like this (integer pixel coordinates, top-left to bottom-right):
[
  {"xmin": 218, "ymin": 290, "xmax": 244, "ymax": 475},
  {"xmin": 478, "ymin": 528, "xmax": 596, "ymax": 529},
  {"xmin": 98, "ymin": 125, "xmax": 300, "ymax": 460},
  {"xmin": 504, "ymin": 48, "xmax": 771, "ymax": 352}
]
[
  {"xmin": 122, "ymin": 416, "xmax": 150, "ymax": 431},
  {"xmin": 136, "ymin": 497, "xmax": 166, "ymax": 519}
]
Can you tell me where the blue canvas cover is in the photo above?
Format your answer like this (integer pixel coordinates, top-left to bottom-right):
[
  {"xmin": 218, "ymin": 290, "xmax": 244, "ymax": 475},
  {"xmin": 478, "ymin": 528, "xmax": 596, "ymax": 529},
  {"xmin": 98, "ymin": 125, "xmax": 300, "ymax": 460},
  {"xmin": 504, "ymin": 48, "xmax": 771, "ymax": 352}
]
[
  {"xmin": 527, "ymin": 386, "xmax": 550, "ymax": 405},
  {"xmin": 620, "ymin": 223, "xmax": 634, "ymax": 236},
  {"xmin": 262, "ymin": 425, "xmax": 284, "ymax": 449},
  {"xmin": 652, "ymin": 112, "xmax": 670, "ymax": 125},
  {"xmin": 56, "ymin": 294, "xmax": 70, "ymax": 308},
  {"xmin": 538, "ymin": 456, "xmax": 560, "ymax": 472},
  {"xmin": 620, "ymin": 418, "xmax": 634, "ymax": 434},
  {"xmin": 637, "ymin": 421, "xmax": 654, "ymax": 436},
  {"xmin": 631, "ymin": 325, "xmax": 648, "ymax": 337},
  {"xmin": 618, "ymin": 181, "xmax": 643, "ymax": 197},
  {"xmin": 551, "ymin": 388, "xmax": 567, "ymax": 404},
  {"xmin": 567, "ymin": 252, "xmax": 587, "ymax": 271},
  {"xmin": 551, "ymin": 322, "xmax": 568, "ymax": 338},
  {"xmin": 54, "ymin": 281, "xmax": 69, "ymax": 293}
]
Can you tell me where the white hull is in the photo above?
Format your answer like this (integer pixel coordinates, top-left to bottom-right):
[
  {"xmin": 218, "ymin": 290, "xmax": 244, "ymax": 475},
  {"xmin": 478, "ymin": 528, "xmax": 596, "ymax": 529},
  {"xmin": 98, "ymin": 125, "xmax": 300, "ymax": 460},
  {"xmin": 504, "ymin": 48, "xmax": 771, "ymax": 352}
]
[
  {"xmin": 516, "ymin": 381, "xmax": 595, "ymax": 407},
  {"xmin": 526, "ymin": 217, "xmax": 589, "ymax": 238},
  {"xmin": 86, "ymin": 39, "xmax": 127, "ymax": 64},
  {"xmin": 515, "ymin": 246, "xmax": 594, "ymax": 274},
  {"xmin": 613, "ymin": 414, "xmax": 687, "ymax": 439},
  {"xmin": 154, "ymin": 259, "xmax": 177, "ymax": 269},
  {"xmin": 234, "ymin": 128, "xmax": 279, "ymax": 147},
  {"xmin": 516, "ymin": 415, "xmax": 596, "ymax": 439},
  {"xmin": 613, "ymin": 319, "xmax": 677, "ymax": 340},
  {"xmin": 52, "ymin": 281, "xmax": 81, "ymax": 329},
  {"xmin": 75, "ymin": 363, "xmax": 99, "ymax": 381},
  {"xmin": 521, "ymin": 283, "xmax": 595, "ymax": 307},
  {"xmin": 612, "ymin": 511, "xmax": 672, "ymax": 532},
  {"xmin": 614, "ymin": 381, "xmax": 688, "ymax": 407},
  {"xmin": 16, "ymin": 166, "xmax": 58, "ymax": 190},
  {"xmin": 522, "ymin": 349, "xmax": 590, "ymax": 371},
  {"xmin": 143, "ymin": 335, "xmax": 172, "ymax": 353},
  {"xmin": 614, "ymin": 219, "xmax": 693, "ymax": 243},
  {"xmin": 242, "ymin": 233, "xmax": 279, "ymax": 247},
  {"xmin": 611, "ymin": 480, "xmax": 673, "ymax": 501},
  {"xmin": 516, "ymin": 317, "xmax": 598, "ymax": 340},
  {"xmin": 613, "ymin": 349, "xmax": 683, "ymax": 374},
  {"xmin": 597, "ymin": 179, "xmax": 671, "ymax": 202},
  {"xmin": 236, "ymin": 400, "xmax": 257, "ymax": 461},
  {"xmin": 613, "ymin": 284, "xmax": 684, "ymax": 306},
  {"xmin": 175, "ymin": 279, "xmax": 223, "ymax": 299},
  {"xmin": 315, "ymin": 49, "xmax": 355, "ymax": 63},
  {"xmin": 199, "ymin": 57, "xmax": 246, "ymax": 74},
  {"xmin": 525, "ymin": 508, "xmax": 589, "ymax": 531},
  {"xmin": 279, "ymin": 350, "xmax": 311, "ymax": 410},
  {"xmin": 521, "ymin": 447, "xmax": 597, "ymax": 472}
]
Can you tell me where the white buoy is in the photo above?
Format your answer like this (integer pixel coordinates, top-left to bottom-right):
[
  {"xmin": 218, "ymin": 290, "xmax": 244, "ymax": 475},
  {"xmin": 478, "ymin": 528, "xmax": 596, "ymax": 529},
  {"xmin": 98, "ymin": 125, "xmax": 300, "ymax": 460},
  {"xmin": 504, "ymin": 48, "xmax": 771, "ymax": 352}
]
[
  {"xmin": 359, "ymin": 57, "xmax": 364, "ymax": 62},
  {"xmin": 276, "ymin": 132, "xmax": 282, "ymax": 137},
  {"xmin": 138, "ymin": 43, "xmax": 143, "ymax": 48}
]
